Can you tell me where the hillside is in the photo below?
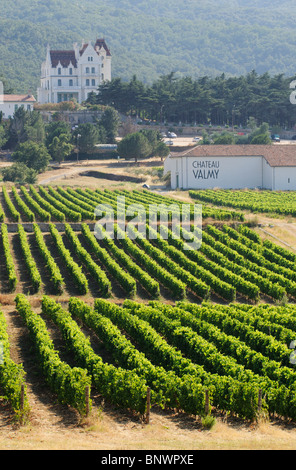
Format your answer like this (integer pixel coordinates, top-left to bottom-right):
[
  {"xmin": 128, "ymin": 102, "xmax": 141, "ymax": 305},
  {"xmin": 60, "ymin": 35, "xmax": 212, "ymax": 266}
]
[{"xmin": 1, "ymin": 0, "xmax": 296, "ymax": 94}]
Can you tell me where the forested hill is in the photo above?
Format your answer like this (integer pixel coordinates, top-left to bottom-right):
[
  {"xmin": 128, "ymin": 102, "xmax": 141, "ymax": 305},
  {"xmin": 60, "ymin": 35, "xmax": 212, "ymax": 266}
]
[{"xmin": 1, "ymin": 0, "xmax": 296, "ymax": 93}]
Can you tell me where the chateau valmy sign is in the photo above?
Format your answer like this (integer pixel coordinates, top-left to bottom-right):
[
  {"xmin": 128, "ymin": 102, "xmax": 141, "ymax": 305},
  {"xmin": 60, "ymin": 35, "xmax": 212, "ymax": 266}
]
[{"xmin": 192, "ymin": 160, "xmax": 220, "ymax": 179}]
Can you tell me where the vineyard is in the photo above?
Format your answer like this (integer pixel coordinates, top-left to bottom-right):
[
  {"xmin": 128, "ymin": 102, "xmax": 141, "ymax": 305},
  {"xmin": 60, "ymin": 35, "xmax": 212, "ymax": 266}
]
[
  {"xmin": 4, "ymin": 294, "xmax": 296, "ymax": 423},
  {"xmin": 1, "ymin": 184, "xmax": 296, "ymax": 432},
  {"xmin": 189, "ymin": 188, "xmax": 296, "ymax": 217}
]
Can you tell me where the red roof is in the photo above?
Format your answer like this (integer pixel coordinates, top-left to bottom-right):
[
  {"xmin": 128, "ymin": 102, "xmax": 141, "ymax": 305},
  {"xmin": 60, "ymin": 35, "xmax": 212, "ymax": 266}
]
[
  {"xmin": 95, "ymin": 38, "xmax": 111, "ymax": 56},
  {"xmin": 50, "ymin": 50, "xmax": 77, "ymax": 68},
  {"xmin": 49, "ymin": 39, "xmax": 111, "ymax": 68},
  {"xmin": 3, "ymin": 94, "xmax": 36, "ymax": 103},
  {"xmin": 170, "ymin": 144, "xmax": 296, "ymax": 167}
]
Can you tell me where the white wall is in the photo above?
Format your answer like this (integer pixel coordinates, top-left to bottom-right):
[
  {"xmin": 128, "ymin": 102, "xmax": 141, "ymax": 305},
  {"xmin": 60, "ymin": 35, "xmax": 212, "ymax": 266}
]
[
  {"xmin": 262, "ymin": 159, "xmax": 273, "ymax": 190},
  {"xmin": 164, "ymin": 154, "xmax": 296, "ymax": 191},
  {"xmin": 274, "ymin": 167, "xmax": 296, "ymax": 190},
  {"xmin": 0, "ymin": 102, "xmax": 33, "ymax": 119},
  {"xmin": 168, "ymin": 155, "xmax": 264, "ymax": 190}
]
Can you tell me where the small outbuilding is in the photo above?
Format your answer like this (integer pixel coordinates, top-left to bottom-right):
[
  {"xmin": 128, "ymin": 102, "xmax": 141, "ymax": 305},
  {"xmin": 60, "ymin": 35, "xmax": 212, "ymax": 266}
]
[{"xmin": 0, "ymin": 94, "xmax": 36, "ymax": 119}]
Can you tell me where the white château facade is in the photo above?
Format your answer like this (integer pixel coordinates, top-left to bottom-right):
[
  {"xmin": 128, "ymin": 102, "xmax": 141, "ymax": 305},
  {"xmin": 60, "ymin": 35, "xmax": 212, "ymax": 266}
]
[{"xmin": 37, "ymin": 39, "xmax": 111, "ymax": 105}]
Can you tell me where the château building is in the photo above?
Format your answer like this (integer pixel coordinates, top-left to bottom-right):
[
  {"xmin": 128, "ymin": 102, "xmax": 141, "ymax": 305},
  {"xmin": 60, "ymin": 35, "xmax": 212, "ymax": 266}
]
[{"xmin": 37, "ymin": 39, "xmax": 111, "ymax": 105}]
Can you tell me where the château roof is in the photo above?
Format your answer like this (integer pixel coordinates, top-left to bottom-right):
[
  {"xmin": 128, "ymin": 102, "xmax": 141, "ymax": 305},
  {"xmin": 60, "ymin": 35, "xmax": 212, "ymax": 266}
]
[
  {"xmin": 49, "ymin": 39, "xmax": 111, "ymax": 68},
  {"xmin": 169, "ymin": 144, "xmax": 296, "ymax": 167},
  {"xmin": 94, "ymin": 38, "xmax": 111, "ymax": 56},
  {"xmin": 50, "ymin": 50, "xmax": 78, "ymax": 68}
]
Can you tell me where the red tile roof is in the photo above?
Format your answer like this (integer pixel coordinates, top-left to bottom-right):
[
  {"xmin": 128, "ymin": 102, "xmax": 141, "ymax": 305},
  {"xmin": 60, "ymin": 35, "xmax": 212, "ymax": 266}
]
[
  {"xmin": 3, "ymin": 94, "xmax": 36, "ymax": 103},
  {"xmin": 170, "ymin": 144, "xmax": 296, "ymax": 167}
]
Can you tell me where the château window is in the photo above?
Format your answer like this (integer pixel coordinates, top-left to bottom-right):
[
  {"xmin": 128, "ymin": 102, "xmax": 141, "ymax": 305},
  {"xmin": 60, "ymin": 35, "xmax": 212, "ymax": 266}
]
[
  {"xmin": 69, "ymin": 79, "xmax": 73, "ymax": 86},
  {"xmin": 88, "ymin": 57, "xmax": 93, "ymax": 62},
  {"xmin": 86, "ymin": 79, "xmax": 90, "ymax": 86},
  {"xmin": 69, "ymin": 68, "xmax": 73, "ymax": 75},
  {"xmin": 58, "ymin": 79, "xmax": 62, "ymax": 86},
  {"xmin": 86, "ymin": 67, "xmax": 90, "ymax": 73},
  {"xmin": 58, "ymin": 68, "xmax": 61, "ymax": 75},
  {"xmin": 92, "ymin": 79, "xmax": 96, "ymax": 86},
  {"xmin": 91, "ymin": 67, "xmax": 95, "ymax": 74}
]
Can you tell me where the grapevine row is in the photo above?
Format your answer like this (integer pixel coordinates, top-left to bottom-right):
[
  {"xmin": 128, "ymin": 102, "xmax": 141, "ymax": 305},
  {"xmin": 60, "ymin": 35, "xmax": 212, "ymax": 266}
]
[
  {"xmin": 29, "ymin": 185, "xmax": 65, "ymax": 222},
  {"xmin": 64, "ymin": 223, "xmax": 111, "ymax": 296},
  {"xmin": 3, "ymin": 186, "xmax": 20, "ymax": 222},
  {"xmin": 94, "ymin": 298, "xmax": 263, "ymax": 420},
  {"xmin": 15, "ymin": 294, "xmax": 92, "ymax": 416},
  {"xmin": 49, "ymin": 224, "xmax": 88, "ymax": 294},
  {"xmin": 97, "ymin": 225, "xmax": 160, "ymax": 298},
  {"xmin": 1, "ymin": 223, "xmax": 17, "ymax": 291},
  {"xmin": 68, "ymin": 297, "xmax": 207, "ymax": 416},
  {"xmin": 81, "ymin": 223, "xmax": 137, "ymax": 297},
  {"xmin": 20, "ymin": 186, "xmax": 51, "ymax": 222},
  {"xmin": 38, "ymin": 186, "xmax": 81, "ymax": 221},
  {"xmin": 162, "ymin": 225, "xmax": 260, "ymax": 301},
  {"xmin": 0, "ymin": 308, "xmax": 30, "ymax": 421},
  {"xmin": 206, "ymin": 225, "xmax": 296, "ymax": 299},
  {"xmin": 33, "ymin": 223, "xmax": 64, "ymax": 294},
  {"xmin": 151, "ymin": 301, "xmax": 296, "ymax": 388},
  {"xmin": 178, "ymin": 301, "xmax": 291, "ymax": 366},
  {"xmin": 18, "ymin": 224, "xmax": 42, "ymax": 293},
  {"xmin": 11, "ymin": 186, "xmax": 35, "ymax": 222},
  {"xmin": 123, "ymin": 300, "xmax": 296, "ymax": 420},
  {"xmin": 147, "ymin": 225, "xmax": 235, "ymax": 301},
  {"xmin": 41, "ymin": 296, "xmax": 148, "ymax": 415},
  {"xmin": 115, "ymin": 225, "xmax": 187, "ymax": 299}
]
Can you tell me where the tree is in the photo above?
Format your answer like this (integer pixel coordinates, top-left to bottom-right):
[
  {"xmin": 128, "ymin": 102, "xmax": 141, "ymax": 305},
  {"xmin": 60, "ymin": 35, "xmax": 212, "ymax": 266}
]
[
  {"xmin": 213, "ymin": 132, "xmax": 235, "ymax": 145},
  {"xmin": 25, "ymin": 111, "xmax": 45, "ymax": 143},
  {"xmin": 2, "ymin": 163, "xmax": 37, "ymax": 184},
  {"xmin": 0, "ymin": 125, "xmax": 8, "ymax": 149},
  {"xmin": 248, "ymin": 122, "xmax": 271, "ymax": 144},
  {"xmin": 117, "ymin": 132, "xmax": 151, "ymax": 163},
  {"xmin": 99, "ymin": 106, "xmax": 119, "ymax": 143},
  {"xmin": 72, "ymin": 123, "xmax": 99, "ymax": 157},
  {"xmin": 250, "ymin": 134, "xmax": 272, "ymax": 145},
  {"xmin": 155, "ymin": 141, "xmax": 170, "ymax": 161},
  {"xmin": 139, "ymin": 129, "xmax": 161, "ymax": 156},
  {"xmin": 12, "ymin": 141, "xmax": 51, "ymax": 172},
  {"xmin": 8, "ymin": 107, "xmax": 28, "ymax": 146},
  {"xmin": 8, "ymin": 108, "xmax": 45, "ymax": 148},
  {"xmin": 49, "ymin": 134, "xmax": 74, "ymax": 164},
  {"xmin": 45, "ymin": 121, "xmax": 71, "ymax": 148}
]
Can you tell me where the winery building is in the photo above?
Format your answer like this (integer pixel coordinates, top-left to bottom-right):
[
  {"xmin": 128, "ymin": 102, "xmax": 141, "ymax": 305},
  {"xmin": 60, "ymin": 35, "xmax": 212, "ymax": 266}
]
[{"xmin": 164, "ymin": 145, "xmax": 296, "ymax": 191}]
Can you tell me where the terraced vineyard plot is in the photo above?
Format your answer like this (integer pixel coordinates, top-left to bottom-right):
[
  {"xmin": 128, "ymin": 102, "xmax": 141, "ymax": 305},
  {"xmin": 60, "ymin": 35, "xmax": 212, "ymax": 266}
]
[
  {"xmin": 0, "ymin": 219, "xmax": 295, "ymax": 303},
  {"xmin": 189, "ymin": 188, "xmax": 296, "ymax": 216},
  {"xmin": 8, "ymin": 295, "xmax": 296, "ymax": 423},
  {"xmin": 0, "ymin": 186, "xmax": 244, "ymax": 224}
]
